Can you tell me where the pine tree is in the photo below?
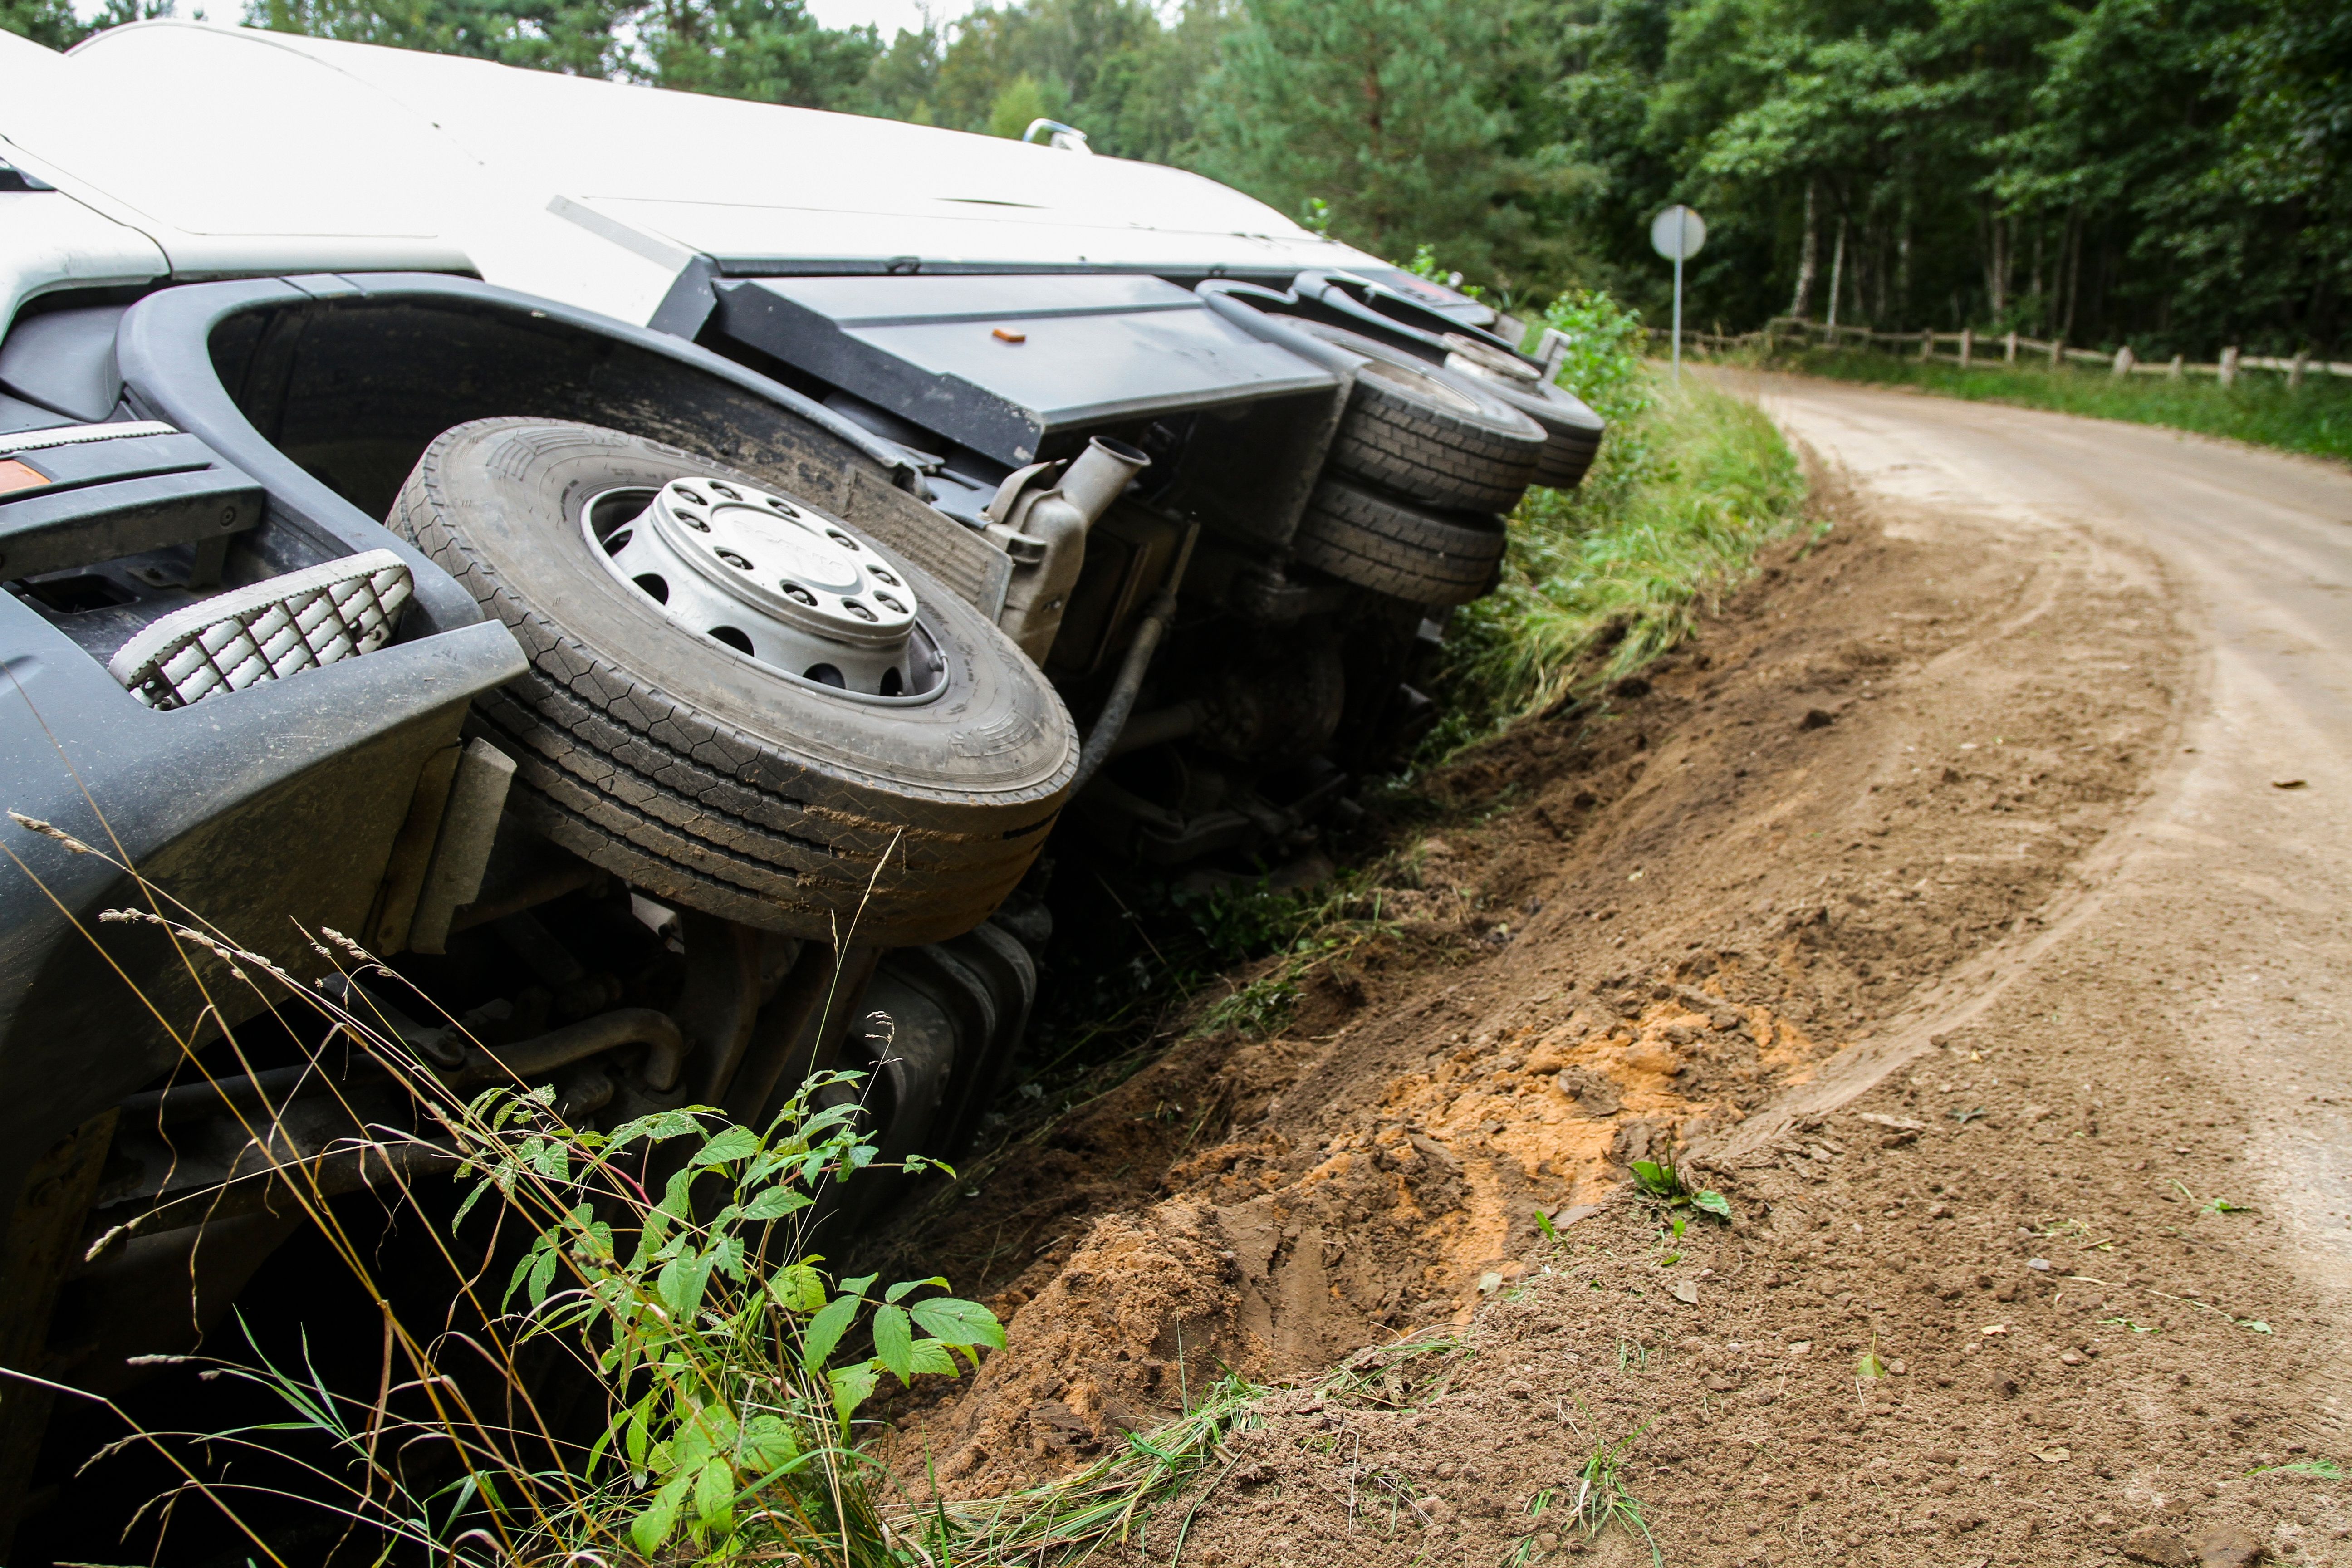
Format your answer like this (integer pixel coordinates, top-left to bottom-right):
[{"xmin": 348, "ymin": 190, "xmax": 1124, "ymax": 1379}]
[{"xmin": 1194, "ymin": 0, "xmax": 1513, "ymax": 266}]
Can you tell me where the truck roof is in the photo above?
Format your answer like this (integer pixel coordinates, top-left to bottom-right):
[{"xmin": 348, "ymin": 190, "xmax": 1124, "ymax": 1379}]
[{"xmin": 0, "ymin": 22, "xmax": 1382, "ymax": 325}]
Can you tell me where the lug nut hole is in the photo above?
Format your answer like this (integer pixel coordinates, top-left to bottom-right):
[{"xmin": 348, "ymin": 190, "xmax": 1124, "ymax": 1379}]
[
  {"xmin": 872, "ymin": 591, "xmax": 905, "ymax": 614},
  {"xmin": 779, "ymin": 581, "xmax": 818, "ymax": 606},
  {"xmin": 710, "ymin": 482, "xmax": 742, "ymax": 501},
  {"xmin": 766, "ymin": 495, "xmax": 799, "ymax": 517},
  {"xmin": 826, "ymin": 529, "xmax": 861, "ymax": 551},
  {"xmin": 715, "ymin": 548, "xmax": 755, "ymax": 571},
  {"xmin": 842, "ymin": 599, "xmax": 877, "ymax": 622}
]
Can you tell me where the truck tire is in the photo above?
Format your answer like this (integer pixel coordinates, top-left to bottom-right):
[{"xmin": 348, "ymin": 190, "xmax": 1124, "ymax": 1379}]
[
  {"xmin": 1289, "ymin": 475, "xmax": 1506, "ymax": 607},
  {"xmin": 1291, "ymin": 321, "xmax": 1546, "ymax": 513},
  {"xmin": 390, "ymin": 419, "xmax": 1076, "ymax": 947},
  {"xmin": 1485, "ymin": 380, "xmax": 1606, "ymax": 490},
  {"xmin": 1434, "ymin": 335, "xmax": 1607, "ymax": 489}
]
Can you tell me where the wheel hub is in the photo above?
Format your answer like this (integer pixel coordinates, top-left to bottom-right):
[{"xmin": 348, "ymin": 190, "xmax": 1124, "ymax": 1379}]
[{"xmin": 586, "ymin": 478, "xmax": 942, "ymax": 700}]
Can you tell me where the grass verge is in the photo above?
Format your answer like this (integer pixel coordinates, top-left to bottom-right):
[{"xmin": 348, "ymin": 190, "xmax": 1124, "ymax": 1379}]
[
  {"xmin": 1768, "ymin": 343, "xmax": 2352, "ymax": 466},
  {"xmin": 1426, "ymin": 372, "xmax": 1810, "ymax": 752}
]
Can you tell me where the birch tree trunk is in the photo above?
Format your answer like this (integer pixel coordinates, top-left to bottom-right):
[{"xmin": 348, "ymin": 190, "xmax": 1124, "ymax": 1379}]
[
  {"xmin": 1824, "ymin": 212, "xmax": 1847, "ymax": 330},
  {"xmin": 1788, "ymin": 180, "xmax": 1819, "ymax": 319}
]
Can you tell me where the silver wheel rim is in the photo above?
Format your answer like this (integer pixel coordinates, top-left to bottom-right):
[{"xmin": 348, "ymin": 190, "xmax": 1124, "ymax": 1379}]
[{"xmin": 583, "ymin": 479, "xmax": 946, "ymax": 704}]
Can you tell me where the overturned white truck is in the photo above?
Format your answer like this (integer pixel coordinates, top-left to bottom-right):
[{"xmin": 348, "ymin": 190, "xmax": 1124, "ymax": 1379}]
[{"xmin": 0, "ymin": 20, "xmax": 1603, "ymax": 1544}]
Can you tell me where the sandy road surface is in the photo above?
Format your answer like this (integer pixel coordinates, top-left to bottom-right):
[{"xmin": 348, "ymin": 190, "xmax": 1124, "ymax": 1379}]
[{"xmin": 1736, "ymin": 372, "xmax": 2352, "ymax": 1303}]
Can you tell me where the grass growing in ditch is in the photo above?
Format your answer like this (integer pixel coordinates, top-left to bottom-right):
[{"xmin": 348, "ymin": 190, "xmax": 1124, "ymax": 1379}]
[
  {"xmin": 1769, "ymin": 343, "xmax": 2352, "ymax": 466},
  {"xmin": 1426, "ymin": 368, "xmax": 1810, "ymax": 752}
]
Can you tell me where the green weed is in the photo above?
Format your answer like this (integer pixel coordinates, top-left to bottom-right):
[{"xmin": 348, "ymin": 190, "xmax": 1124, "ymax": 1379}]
[
  {"xmin": 6, "ymin": 813, "xmax": 995, "ymax": 1567},
  {"xmin": 1855, "ymin": 1331, "xmax": 1889, "ymax": 1397},
  {"xmin": 1570, "ymin": 1426, "xmax": 1661, "ymax": 1565},
  {"xmin": 1504, "ymin": 1485, "xmax": 1560, "ymax": 1565},
  {"xmin": 1628, "ymin": 1156, "xmax": 1734, "ymax": 1220},
  {"xmin": 1184, "ymin": 877, "xmax": 1395, "ymax": 1042}
]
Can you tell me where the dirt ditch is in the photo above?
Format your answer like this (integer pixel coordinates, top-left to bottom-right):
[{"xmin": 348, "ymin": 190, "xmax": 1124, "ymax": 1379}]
[{"xmin": 868, "ymin": 452, "xmax": 2345, "ymax": 1564}]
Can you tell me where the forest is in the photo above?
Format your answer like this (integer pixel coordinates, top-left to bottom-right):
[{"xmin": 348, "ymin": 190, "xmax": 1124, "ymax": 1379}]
[{"xmin": 6, "ymin": 0, "xmax": 2346, "ymax": 358}]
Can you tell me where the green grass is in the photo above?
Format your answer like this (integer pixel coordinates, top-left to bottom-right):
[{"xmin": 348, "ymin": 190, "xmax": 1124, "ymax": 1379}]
[
  {"xmin": 1427, "ymin": 372, "xmax": 1810, "ymax": 751},
  {"xmin": 1773, "ymin": 344, "xmax": 2352, "ymax": 466}
]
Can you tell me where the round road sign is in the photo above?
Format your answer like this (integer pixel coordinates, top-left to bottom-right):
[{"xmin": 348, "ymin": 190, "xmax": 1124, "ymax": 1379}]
[{"xmin": 1650, "ymin": 205, "xmax": 1707, "ymax": 262}]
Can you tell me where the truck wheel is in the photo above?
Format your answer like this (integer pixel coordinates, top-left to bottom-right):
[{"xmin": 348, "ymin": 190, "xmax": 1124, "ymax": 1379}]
[
  {"xmin": 1475, "ymin": 379, "xmax": 1605, "ymax": 489},
  {"xmin": 1289, "ymin": 475, "xmax": 1506, "ymax": 607},
  {"xmin": 391, "ymin": 419, "xmax": 1075, "ymax": 947},
  {"xmin": 1291, "ymin": 321, "xmax": 1546, "ymax": 512},
  {"xmin": 1436, "ymin": 338, "xmax": 1607, "ymax": 490}
]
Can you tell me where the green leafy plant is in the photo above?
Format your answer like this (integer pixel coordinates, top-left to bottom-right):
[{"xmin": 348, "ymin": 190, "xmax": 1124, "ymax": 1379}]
[
  {"xmin": 0, "ymin": 828, "xmax": 1003, "ymax": 1568},
  {"xmin": 2247, "ymin": 1458, "xmax": 2341, "ymax": 1480},
  {"xmin": 1181, "ymin": 877, "xmax": 1394, "ymax": 1042},
  {"xmin": 478, "ymin": 1078, "xmax": 1006, "ymax": 1558},
  {"xmin": 1855, "ymin": 1331, "xmax": 1889, "ymax": 1397},
  {"xmin": 1533, "ymin": 289, "xmax": 1656, "ymax": 431},
  {"xmin": 1406, "ymin": 241, "xmax": 1484, "ymax": 300},
  {"xmin": 1627, "ymin": 1156, "xmax": 1735, "ymax": 1221},
  {"xmin": 1505, "ymin": 1485, "xmax": 1559, "ymax": 1564}
]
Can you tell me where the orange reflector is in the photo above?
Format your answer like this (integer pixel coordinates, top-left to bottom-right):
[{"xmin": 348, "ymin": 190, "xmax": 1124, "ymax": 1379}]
[
  {"xmin": 0, "ymin": 459, "xmax": 50, "ymax": 495},
  {"xmin": 992, "ymin": 327, "xmax": 1027, "ymax": 344}
]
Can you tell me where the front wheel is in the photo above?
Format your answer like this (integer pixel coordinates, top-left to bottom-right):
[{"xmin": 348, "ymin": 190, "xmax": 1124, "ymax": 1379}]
[{"xmin": 391, "ymin": 418, "xmax": 1076, "ymax": 947}]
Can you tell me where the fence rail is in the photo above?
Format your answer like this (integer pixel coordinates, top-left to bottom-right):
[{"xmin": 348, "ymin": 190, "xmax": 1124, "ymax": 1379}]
[{"xmin": 1649, "ymin": 318, "xmax": 2352, "ymax": 386}]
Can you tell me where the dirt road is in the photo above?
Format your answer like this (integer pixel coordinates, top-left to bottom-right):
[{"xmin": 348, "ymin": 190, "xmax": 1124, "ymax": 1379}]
[
  {"xmin": 886, "ymin": 380, "xmax": 2350, "ymax": 1565},
  {"xmin": 1740, "ymin": 372, "xmax": 2352, "ymax": 1294}
]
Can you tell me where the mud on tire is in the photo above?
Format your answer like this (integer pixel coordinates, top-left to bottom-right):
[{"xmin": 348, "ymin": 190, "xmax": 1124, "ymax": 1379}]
[
  {"xmin": 391, "ymin": 418, "xmax": 1076, "ymax": 946},
  {"xmin": 1289, "ymin": 475, "xmax": 1507, "ymax": 607}
]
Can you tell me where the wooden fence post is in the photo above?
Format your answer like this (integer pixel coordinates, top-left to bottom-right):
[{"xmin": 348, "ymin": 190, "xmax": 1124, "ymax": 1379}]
[
  {"xmin": 2005, "ymin": 331, "xmax": 2018, "ymax": 363},
  {"xmin": 2049, "ymin": 336, "xmax": 2062, "ymax": 368},
  {"xmin": 2167, "ymin": 354, "xmax": 2183, "ymax": 378},
  {"xmin": 1920, "ymin": 329, "xmax": 1933, "ymax": 362},
  {"xmin": 2113, "ymin": 345, "xmax": 2136, "ymax": 377},
  {"xmin": 1960, "ymin": 327, "xmax": 1973, "ymax": 368},
  {"xmin": 2219, "ymin": 346, "xmax": 2239, "ymax": 388},
  {"xmin": 2290, "ymin": 349, "xmax": 2308, "ymax": 389}
]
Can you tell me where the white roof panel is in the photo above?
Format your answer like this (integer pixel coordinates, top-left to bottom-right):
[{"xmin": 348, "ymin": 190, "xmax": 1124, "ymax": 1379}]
[{"xmin": 2, "ymin": 22, "xmax": 1382, "ymax": 318}]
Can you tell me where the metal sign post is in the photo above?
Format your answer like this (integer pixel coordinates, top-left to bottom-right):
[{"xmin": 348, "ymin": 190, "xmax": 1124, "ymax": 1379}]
[{"xmin": 1649, "ymin": 205, "xmax": 1707, "ymax": 382}]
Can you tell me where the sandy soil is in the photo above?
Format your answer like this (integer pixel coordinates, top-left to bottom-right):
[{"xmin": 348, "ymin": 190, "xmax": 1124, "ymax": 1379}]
[{"xmin": 876, "ymin": 380, "xmax": 2351, "ymax": 1566}]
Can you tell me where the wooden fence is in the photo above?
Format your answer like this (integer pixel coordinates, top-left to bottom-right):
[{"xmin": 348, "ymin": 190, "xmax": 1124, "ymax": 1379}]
[{"xmin": 1653, "ymin": 317, "xmax": 2352, "ymax": 386}]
